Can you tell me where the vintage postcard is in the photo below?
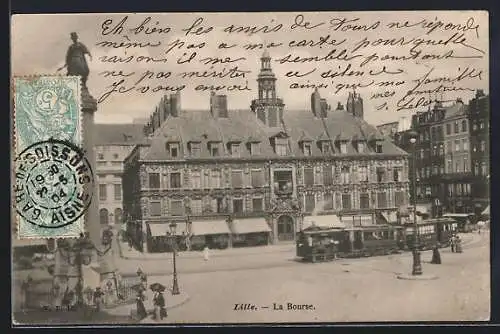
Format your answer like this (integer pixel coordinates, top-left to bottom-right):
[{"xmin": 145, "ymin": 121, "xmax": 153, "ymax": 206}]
[{"xmin": 11, "ymin": 11, "xmax": 490, "ymax": 325}]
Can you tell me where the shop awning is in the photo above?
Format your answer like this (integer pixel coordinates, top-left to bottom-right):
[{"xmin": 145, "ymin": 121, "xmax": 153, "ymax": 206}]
[
  {"xmin": 303, "ymin": 215, "xmax": 344, "ymax": 230},
  {"xmin": 191, "ymin": 219, "xmax": 231, "ymax": 236},
  {"xmin": 148, "ymin": 223, "xmax": 170, "ymax": 237},
  {"xmin": 231, "ymin": 218, "xmax": 271, "ymax": 234},
  {"xmin": 381, "ymin": 211, "xmax": 398, "ymax": 224},
  {"xmin": 341, "ymin": 214, "xmax": 374, "ymax": 227}
]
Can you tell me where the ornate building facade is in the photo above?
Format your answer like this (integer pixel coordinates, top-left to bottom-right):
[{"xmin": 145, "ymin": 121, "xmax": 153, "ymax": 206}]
[{"xmin": 122, "ymin": 52, "xmax": 410, "ymax": 253}]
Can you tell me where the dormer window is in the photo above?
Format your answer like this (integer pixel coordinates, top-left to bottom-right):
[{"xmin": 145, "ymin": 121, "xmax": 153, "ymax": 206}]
[
  {"xmin": 230, "ymin": 143, "xmax": 241, "ymax": 157},
  {"xmin": 249, "ymin": 142, "xmax": 260, "ymax": 155},
  {"xmin": 375, "ymin": 144, "xmax": 383, "ymax": 153},
  {"xmin": 276, "ymin": 142, "xmax": 287, "ymax": 156},
  {"xmin": 271, "ymin": 132, "xmax": 289, "ymax": 157},
  {"xmin": 303, "ymin": 143, "xmax": 312, "ymax": 156},
  {"xmin": 166, "ymin": 142, "xmax": 179, "ymax": 158},
  {"xmin": 340, "ymin": 142, "xmax": 348, "ymax": 154},
  {"xmin": 357, "ymin": 141, "xmax": 366, "ymax": 153},
  {"xmin": 208, "ymin": 142, "xmax": 221, "ymax": 157},
  {"xmin": 189, "ymin": 141, "xmax": 201, "ymax": 157},
  {"xmin": 321, "ymin": 141, "xmax": 332, "ymax": 154}
]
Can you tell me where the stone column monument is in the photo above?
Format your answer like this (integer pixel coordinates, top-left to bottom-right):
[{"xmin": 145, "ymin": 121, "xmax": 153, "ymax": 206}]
[{"xmin": 52, "ymin": 32, "xmax": 121, "ymax": 306}]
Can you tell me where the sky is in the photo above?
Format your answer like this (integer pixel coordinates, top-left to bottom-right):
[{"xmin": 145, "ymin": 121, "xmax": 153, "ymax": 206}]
[{"xmin": 11, "ymin": 11, "xmax": 489, "ymax": 126}]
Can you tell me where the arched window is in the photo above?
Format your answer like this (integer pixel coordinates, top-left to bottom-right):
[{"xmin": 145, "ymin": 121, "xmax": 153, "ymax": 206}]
[
  {"xmin": 114, "ymin": 208, "xmax": 123, "ymax": 225},
  {"xmin": 99, "ymin": 208, "xmax": 109, "ymax": 225}
]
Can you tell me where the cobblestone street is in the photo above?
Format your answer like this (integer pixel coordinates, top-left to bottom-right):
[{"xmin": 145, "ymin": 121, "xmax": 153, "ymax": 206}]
[{"xmin": 108, "ymin": 231, "xmax": 489, "ymax": 323}]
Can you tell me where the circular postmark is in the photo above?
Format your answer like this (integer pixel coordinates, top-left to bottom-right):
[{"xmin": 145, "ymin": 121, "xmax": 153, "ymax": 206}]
[{"xmin": 14, "ymin": 138, "xmax": 94, "ymax": 229}]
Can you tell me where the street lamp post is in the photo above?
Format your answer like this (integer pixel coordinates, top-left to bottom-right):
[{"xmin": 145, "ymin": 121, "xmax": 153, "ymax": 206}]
[
  {"xmin": 168, "ymin": 222, "xmax": 180, "ymax": 295},
  {"xmin": 408, "ymin": 130, "xmax": 423, "ymax": 276}
]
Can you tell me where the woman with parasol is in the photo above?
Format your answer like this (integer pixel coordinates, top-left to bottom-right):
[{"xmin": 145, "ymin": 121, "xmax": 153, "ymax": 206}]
[{"xmin": 150, "ymin": 283, "xmax": 167, "ymax": 320}]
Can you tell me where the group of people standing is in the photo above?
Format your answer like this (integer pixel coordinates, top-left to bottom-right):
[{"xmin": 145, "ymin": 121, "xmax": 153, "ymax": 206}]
[
  {"xmin": 450, "ymin": 234, "xmax": 463, "ymax": 253},
  {"xmin": 134, "ymin": 269, "xmax": 167, "ymax": 322}
]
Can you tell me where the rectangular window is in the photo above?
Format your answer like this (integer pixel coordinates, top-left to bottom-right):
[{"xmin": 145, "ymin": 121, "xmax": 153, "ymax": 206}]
[
  {"xmin": 231, "ymin": 144, "xmax": 241, "ymax": 157},
  {"xmin": 481, "ymin": 162, "xmax": 488, "ymax": 176},
  {"xmin": 233, "ymin": 199, "xmax": 244, "ymax": 214},
  {"xmin": 462, "ymin": 120, "xmax": 467, "ymax": 132},
  {"xmin": 189, "ymin": 142, "xmax": 201, "ymax": 157},
  {"xmin": 463, "ymin": 157, "xmax": 469, "ymax": 172},
  {"xmin": 304, "ymin": 167, "xmax": 314, "ymax": 186},
  {"xmin": 211, "ymin": 170, "xmax": 221, "ymax": 188},
  {"xmin": 480, "ymin": 141, "xmax": 486, "ymax": 152},
  {"xmin": 393, "ymin": 168, "xmax": 402, "ymax": 182},
  {"xmin": 251, "ymin": 169, "xmax": 264, "ymax": 187},
  {"xmin": 322, "ymin": 142, "xmax": 332, "ymax": 154},
  {"xmin": 170, "ymin": 200, "xmax": 183, "ymax": 216},
  {"xmin": 454, "ymin": 121, "xmax": 459, "ymax": 133},
  {"xmin": 305, "ymin": 194, "xmax": 315, "ymax": 212},
  {"xmin": 395, "ymin": 191, "xmax": 405, "ymax": 207},
  {"xmin": 377, "ymin": 192, "xmax": 387, "ymax": 208},
  {"xmin": 150, "ymin": 201, "xmax": 161, "ymax": 216},
  {"xmin": 377, "ymin": 167, "xmax": 385, "ymax": 183},
  {"xmin": 455, "ymin": 161, "xmax": 460, "ymax": 173},
  {"xmin": 276, "ymin": 144, "xmax": 288, "ymax": 156},
  {"xmin": 250, "ymin": 143, "xmax": 260, "ymax": 155},
  {"xmin": 191, "ymin": 199, "xmax": 202, "ymax": 215},
  {"xmin": 114, "ymin": 184, "xmax": 121, "ymax": 201},
  {"xmin": 149, "ymin": 173, "xmax": 161, "ymax": 189},
  {"xmin": 303, "ymin": 143, "xmax": 312, "ymax": 156},
  {"xmin": 170, "ymin": 172, "xmax": 182, "ymax": 188},
  {"xmin": 210, "ymin": 143, "xmax": 220, "ymax": 157},
  {"xmin": 342, "ymin": 194, "xmax": 352, "ymax": 210},
  {"xmin": 274, "ymin": 170, "xmax": 293, "ymax": 194},
  {"xmin": 168, "ymin": 143, "xmax": 179, "ymax": 158},
  {"xmin": 324, "ymin": 193, "xmax": 334, "ymax": 210},
  {"xmin": 360, "ymin": 193, "xmax": 370, "ymax": 209},
  {"xmin": 455, "ymin": 140, "xmax": 460, "ymax": 152},
  {"xmin": 252, "ymin": 198, "xmax": 263, "ymax": 212},
  {"xmin": 99, "ymin": 184, "xmax": 107, "ymax": 201},
  {"xmin": 446, "ymin": 123, "xmax": 451, "ymax": 135},
  {"xmin": 323, "ymin": 166, "xmax": 333, "ymax": 185},
  {"xmin": 232, "ymin": 171, "xmax": 243, "ymax": 188},
  {"xmin": 341, "ymin": 166, "xmax": 350, "ymax": 184},
  {"xmin": 340, "ymin": 142, "xmax": 348, "ymax": 154},
  {"xmin": 462, "ymin": 139, "xmax": 469, "ymax": 151},
  {"xmin": 191, "ymin": 171, "xmax": 201, "ymax": 189},
  {"xmin": 359, "ymin": 166, "xmax": 369, "ymax": 182}
]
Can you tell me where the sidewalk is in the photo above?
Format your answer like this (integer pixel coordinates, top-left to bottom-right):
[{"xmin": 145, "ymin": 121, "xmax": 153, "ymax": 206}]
[{"xmin": 118, "ymin": 241, "xmax": 296, "ymax": 261}]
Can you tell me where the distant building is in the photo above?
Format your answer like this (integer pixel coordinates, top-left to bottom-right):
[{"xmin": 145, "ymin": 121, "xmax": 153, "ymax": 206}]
[
  {"xmin": 123, "ymin": 51, "xmax": 409, "ymax": 253},
  {"xmin": 95, "ymin": 124, "xmax": 145, "ymax": 226},
  {"xmin": 468, "ymin": 90, "xmax": 490, "ymax": 214}
]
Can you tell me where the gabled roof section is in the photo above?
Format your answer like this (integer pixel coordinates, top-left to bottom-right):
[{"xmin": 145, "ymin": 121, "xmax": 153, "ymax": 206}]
[
  {"xmin": 94, "ymin": 123, "xmax": 145, "ymax": 145},
  {"xmin": 317, "ymin": 131, "xmax": 331, "ymax": 142},
  {"xmin": 141, "ymin": 107, "xmax": 408, "ymax": 160}
]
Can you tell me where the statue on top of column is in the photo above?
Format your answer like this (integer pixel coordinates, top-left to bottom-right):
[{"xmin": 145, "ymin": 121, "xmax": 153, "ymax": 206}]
[{"xmin": 57, "ymin": 32, "xmax": 92, "ymax": 87}]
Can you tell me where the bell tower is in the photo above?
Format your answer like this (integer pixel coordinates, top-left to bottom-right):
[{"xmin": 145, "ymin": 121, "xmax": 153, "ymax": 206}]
[{"xmin": 250, "ymin": 50, "xmax": 285, "ymax": 128}]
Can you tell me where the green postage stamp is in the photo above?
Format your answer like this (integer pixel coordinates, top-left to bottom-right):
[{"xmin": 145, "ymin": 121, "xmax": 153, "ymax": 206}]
[{"xmin": 12, "ymin": 76, "xmax": 94, "ymax": 239}]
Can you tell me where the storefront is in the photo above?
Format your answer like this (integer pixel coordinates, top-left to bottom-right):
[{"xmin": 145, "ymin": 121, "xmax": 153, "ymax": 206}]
[
  {"xmin": 189, "ymin": 218, "xmax": 232, "ymax": 250},
  {"xmin": 230, "ymin": 218, "xmax": 272, "ymax": 247}
]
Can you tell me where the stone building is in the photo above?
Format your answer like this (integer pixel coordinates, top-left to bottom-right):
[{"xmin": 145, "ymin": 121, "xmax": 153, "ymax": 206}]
[
  {"xmin": 94, "ymin": 124, "xmax": 144, "ymax": 226},
  {"xmin": 467, "ymin": 90, "xmax": 490, "ymax": 214},
  {"xmin": 122, "ymin": 51, "xmax": 410, "ymax": 253}
]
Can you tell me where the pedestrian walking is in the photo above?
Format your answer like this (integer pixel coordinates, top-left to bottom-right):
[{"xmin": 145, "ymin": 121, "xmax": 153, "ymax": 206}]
[
  {"xmin": 450, "ymin": 235, "xmax": 456, "ymax": 253},
  {"xmin": 455, "ymin": 235, "xmax": 463, "ymax": 253},
  {"xmin": 203, "ymin": 245, "xmax": 210, "ymax": 261},
  {"xmin": 431, "ymin": 245, "xmax": 442, "ymax": 264},
  {"xmin": 151, "ymin": 288, "xmax": 167, "ymax": 320},
  {"xmin": 134, "ymin": 287, "xmax": 147, "ymax": 321}
]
